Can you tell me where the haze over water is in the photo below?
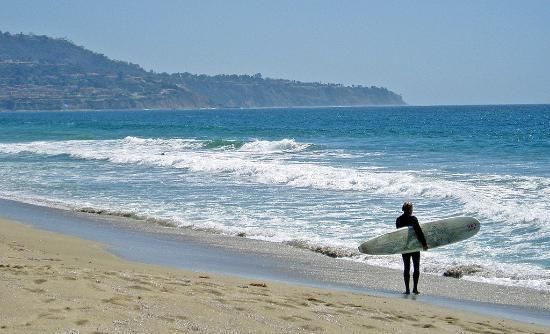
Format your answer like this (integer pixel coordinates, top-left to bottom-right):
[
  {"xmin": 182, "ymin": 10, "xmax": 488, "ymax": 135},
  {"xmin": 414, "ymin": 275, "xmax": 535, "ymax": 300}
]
[{"xmin": 0, "ymin": 105, "xmax": 548, "ymax": 291}]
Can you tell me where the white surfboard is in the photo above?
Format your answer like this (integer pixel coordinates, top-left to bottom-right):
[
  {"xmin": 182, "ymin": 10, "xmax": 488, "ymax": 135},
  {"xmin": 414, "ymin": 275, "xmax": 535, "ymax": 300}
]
[{"xmin": 358, "ymin": 217, "xmax": 480, "ymax": 255}]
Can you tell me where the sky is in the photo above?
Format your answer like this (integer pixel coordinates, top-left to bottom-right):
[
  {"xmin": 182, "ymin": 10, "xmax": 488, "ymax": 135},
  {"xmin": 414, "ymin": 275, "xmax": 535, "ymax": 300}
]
[{"xmin": 1, "ymin": 0, "xmax": 549, "ymax": 105}]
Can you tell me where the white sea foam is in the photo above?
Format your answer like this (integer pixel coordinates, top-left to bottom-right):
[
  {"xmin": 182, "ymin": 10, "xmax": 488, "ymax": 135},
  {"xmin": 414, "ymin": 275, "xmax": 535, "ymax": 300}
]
[
  {"xmin": 239, "ymin": 138, "xmax": 312, "ymax": 153},
  {"xmin": 1, "ymin": 136, "xmax": 549, "ymax": 291},
  {"xmin": 1, "ymin": 186, "xmax": 548, "ymax": 292},
  {"xmin": 0, "ymin": 137, "xmax": 548, "ymax": 229}
]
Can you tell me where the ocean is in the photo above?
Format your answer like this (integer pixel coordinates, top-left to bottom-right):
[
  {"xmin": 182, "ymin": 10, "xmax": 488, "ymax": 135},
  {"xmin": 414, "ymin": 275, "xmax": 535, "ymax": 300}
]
[{"xmin": 0, "ymin": 105, "xmax": 548, "ymax": 291}]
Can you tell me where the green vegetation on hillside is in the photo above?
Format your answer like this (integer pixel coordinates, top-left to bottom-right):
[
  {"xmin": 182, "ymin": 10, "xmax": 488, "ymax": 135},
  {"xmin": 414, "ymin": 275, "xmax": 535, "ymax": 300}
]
[{"xmin": 0, "ymin": 32, "xmax": 405, "ymax": 110}]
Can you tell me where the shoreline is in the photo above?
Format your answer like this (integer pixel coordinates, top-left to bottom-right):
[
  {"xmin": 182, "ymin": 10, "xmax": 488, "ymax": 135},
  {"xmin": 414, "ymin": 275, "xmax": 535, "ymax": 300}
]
[
  {"xmin": 0, "ymin": 198, "xmax": 547, "ymax": 295},
  {"xmin": 0, "ymin": 198, "xmax": 549, "ymax": 329},
  {"xmin": 1, "ymin": 218, "xmax": 548, "ymax": 333}
]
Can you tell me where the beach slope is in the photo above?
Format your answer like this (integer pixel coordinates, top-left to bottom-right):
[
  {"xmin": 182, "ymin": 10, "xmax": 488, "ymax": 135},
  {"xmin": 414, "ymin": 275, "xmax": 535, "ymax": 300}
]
[{"xmin": 0, "ymin": 218, "xmax": 547, "ymax": 333}]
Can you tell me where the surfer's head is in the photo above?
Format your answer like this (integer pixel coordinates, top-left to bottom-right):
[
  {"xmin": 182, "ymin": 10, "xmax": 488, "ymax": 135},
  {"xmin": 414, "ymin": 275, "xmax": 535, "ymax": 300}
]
[{"xmin": 402, "ymin": 202, "xmax": 413, "ymax": 215}]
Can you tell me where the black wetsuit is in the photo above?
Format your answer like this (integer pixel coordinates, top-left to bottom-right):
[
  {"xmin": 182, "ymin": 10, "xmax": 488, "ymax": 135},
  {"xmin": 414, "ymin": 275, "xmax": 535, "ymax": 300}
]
[{"xmin": 396, "ymin": 214, "xmax": 427, "ymax": 293}]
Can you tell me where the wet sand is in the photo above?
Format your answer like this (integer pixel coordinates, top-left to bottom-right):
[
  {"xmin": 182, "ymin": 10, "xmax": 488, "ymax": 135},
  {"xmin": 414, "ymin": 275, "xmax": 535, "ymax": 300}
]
[{"xmin": 1, "ymin": 216, "xmax": 549, "ymax": 333}]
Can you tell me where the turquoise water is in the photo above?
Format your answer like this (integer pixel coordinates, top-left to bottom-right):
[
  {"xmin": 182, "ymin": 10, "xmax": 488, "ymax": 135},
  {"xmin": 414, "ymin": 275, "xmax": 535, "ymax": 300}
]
[{"xmin": 0, "ymin": 105, "xmax": 549, "ymax": 290}]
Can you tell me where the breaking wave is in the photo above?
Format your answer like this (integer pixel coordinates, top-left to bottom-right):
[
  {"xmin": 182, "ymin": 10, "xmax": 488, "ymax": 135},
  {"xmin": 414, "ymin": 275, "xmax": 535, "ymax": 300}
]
[{"xmin": 0, "ymin": 137, "xmax": 548, "ymax": 229}]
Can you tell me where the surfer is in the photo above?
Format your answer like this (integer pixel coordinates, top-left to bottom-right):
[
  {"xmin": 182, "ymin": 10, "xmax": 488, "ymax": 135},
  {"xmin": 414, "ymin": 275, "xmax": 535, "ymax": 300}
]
[{"xmin": 396, "ymin": 202, "xmax": 428, "ymax": 295}]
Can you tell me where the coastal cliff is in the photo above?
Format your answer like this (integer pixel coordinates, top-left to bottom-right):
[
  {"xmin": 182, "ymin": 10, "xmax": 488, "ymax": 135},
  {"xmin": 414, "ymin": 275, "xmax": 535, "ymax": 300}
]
[{"xmin": 0, "ymin": 32, "xmax": 405, "ymax": 111}]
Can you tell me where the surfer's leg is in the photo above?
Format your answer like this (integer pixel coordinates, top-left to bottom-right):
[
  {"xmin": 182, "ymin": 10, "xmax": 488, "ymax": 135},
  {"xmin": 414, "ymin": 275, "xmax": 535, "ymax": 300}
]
[
  {"xmin": 401, "ymin": 253, "xmax": 411, "ymax": 294},
  {"xmin": 412, "ymin": 252, "xmax": 421, "ymax": 294}
]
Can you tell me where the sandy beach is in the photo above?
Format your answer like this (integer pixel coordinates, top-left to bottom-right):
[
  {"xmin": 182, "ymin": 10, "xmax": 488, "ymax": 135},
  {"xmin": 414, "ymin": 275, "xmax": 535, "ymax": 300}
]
[{"xmin": 1, "ymin": 217, "xmax": 548, "ymax": 334}]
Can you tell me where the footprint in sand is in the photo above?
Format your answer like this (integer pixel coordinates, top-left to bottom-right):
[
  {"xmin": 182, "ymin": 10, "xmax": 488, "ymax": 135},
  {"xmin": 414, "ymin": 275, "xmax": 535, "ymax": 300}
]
[
  {"xmin": 75, "ymin": 319, "xmax": 89, "ymax": 325},
  {"xmin": 306, "ymin": 297, "xmax": 325, "ymax": 303},
  {"xmin": 23, "ymin": 287, "xmax": 45, "ymax": 294}
]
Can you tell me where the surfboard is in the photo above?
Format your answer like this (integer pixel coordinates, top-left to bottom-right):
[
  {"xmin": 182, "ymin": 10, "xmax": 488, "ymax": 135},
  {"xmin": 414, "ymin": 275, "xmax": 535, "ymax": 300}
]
[{"xmin": 358, "ymin": 216, "xmax": 480, "ymax": 255}]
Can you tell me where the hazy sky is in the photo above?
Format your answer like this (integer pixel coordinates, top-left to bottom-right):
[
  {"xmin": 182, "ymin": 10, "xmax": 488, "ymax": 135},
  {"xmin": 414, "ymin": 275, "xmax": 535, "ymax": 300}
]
[{"xmin": 1, "ymin": 0, "xmax": 549, "ymax": 105}]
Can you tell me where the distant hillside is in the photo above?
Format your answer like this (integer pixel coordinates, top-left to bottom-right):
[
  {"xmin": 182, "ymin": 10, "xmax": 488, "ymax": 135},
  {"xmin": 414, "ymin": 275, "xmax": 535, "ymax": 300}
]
[{"xmin": 0, "ymin": 32, "xmax": 405, "ymax": 111}]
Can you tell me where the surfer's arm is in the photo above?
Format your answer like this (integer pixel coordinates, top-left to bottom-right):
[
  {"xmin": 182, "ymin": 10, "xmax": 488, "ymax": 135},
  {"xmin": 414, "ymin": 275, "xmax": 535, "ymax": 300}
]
[{"xmin": 412, "ymin": 218, "xmax": 428, "ymax": 250}]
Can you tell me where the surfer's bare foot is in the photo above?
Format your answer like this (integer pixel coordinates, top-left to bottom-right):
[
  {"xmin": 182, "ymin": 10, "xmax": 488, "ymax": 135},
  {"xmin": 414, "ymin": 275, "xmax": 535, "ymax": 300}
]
[
  {"xmin": 412, "ymin": 290, "xmax": 420, "ymax": 295},
  {"xmin": 403, "ymin": 290, "xmax": 410, "ymax": 295}
]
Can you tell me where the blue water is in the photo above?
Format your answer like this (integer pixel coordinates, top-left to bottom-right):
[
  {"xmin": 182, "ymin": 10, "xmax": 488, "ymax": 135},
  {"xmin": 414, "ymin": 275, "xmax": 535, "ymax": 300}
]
[{"xmin": 0, "ymin": 105, "xmax": 549, "ymax": 291}]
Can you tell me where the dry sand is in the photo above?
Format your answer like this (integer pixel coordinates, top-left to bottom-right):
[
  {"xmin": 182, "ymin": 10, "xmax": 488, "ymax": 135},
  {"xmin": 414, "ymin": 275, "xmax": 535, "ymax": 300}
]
[{"xmin": 0, "ymin": 218, "xmax": 548, "ymax": 334}]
